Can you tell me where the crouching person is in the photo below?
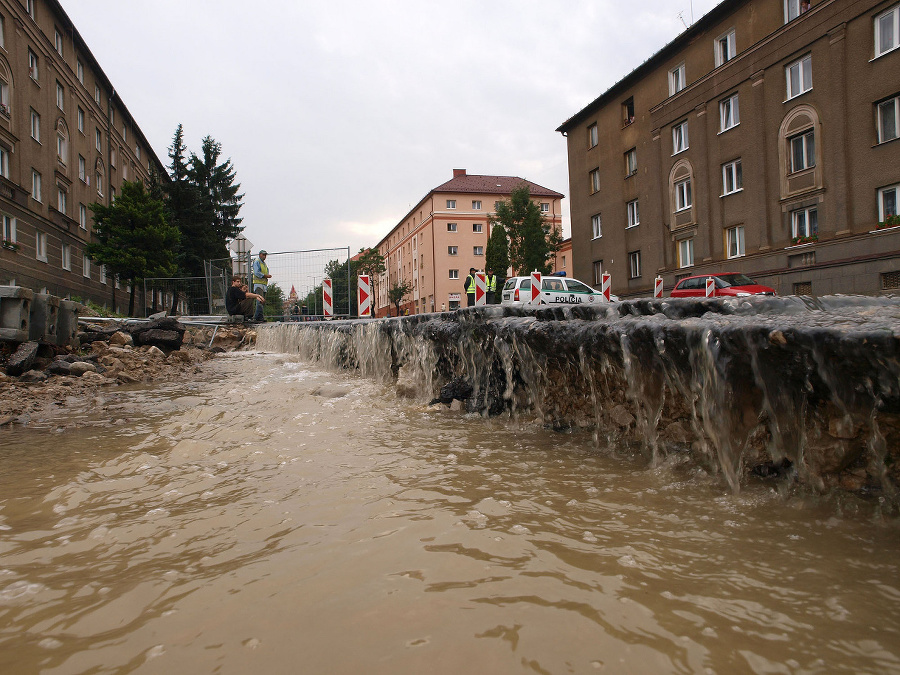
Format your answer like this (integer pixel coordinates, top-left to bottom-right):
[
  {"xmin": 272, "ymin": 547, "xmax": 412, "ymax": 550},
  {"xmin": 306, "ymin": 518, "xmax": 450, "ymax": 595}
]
[{"xmin": 225, "ymin": 275, "xmax": 265, "ymax": 320}]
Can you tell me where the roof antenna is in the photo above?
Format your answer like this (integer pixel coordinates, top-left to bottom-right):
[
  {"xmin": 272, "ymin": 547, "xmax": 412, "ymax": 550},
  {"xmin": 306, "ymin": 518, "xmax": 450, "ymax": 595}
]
[{"xmin": 677, "ymin": 10, "xmax": 689, "ymax": 29}]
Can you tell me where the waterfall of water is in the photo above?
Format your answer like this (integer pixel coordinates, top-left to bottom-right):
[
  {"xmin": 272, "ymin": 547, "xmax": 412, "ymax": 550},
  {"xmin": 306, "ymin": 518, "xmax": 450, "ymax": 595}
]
[{"xmin": 257, "ymin": 296, "xmax": 900, "ymax": 494}]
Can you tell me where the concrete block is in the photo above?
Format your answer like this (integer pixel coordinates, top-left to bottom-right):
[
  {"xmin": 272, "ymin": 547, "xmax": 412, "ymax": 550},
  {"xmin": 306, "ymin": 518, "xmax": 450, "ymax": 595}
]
[
  {"xmin": 57, "ymin": 300, "xmax": 81, "ymax": 347},
  {"xmin": 29, "ymin": 293, "xmax": 59, "ymax": 344},
  {"xmin": 0, "ymin": 286, "xmax": 32, "ymax": 343}
]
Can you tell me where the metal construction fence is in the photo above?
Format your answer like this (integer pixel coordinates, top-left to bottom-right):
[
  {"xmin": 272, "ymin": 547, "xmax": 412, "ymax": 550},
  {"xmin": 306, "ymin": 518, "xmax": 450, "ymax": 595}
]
[{"xmin": 143, "ymin": 247, "xmax": 352, "ymax": 319}]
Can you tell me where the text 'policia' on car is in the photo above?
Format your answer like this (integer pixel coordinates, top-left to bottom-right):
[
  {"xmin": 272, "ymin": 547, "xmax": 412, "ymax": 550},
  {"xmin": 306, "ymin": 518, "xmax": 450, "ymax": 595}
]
[{"xmin": 501, "ymin": 273, "xmax": 617, "ymax": 306}]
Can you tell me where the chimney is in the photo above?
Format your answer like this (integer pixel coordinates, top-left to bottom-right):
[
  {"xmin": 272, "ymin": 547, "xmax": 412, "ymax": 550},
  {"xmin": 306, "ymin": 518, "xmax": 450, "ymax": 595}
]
[{"xmin": 453, "ymin": 169, "xmax": 467, "ymax": 178}]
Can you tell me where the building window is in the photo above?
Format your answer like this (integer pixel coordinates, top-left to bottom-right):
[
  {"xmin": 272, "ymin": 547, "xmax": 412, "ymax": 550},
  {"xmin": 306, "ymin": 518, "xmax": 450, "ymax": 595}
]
[
  {"xmin": 590, "ymin": 168, "xmax": 600, "ymax": 194},
  {"xmin": 675, "ymin": 178, "xmax": 692, "ymax": 211},
  {"xmin": 716, "ymin": 29, "xmax": 736, "ymax": 66},
  {"xmin": 622, "ymin": 97, "xmax": 635, "ymax": 126},
  {"xmin": 123, "ymin": 125, "xmax": 127, "ymax": 143},
  {"xmin": 588, "ymin": 123, "xmax": 599, "ymax": 148},
  {"xmin": 77, "ymin": 107, "xmax": 84, "ymax": 133},
  {"xmin": 672, "ymin": 121, "xmax": 688, "ymax": 154},
  {"xmin": 629, "ymin": 251, "xmax": 641, "ymax": 278},
  {"xmin": 77, "ymin": 60, "xmax": 84, "ymax": 84},
  {"xmin": 720, "ymin": 93, "xmax": 739, "ymax": 132},
  {"xmin": 83, "ymin": 254, "xmax": 91, "ymax": 278},
  {"xmin": 78, "ymin": 155, "xmax": 86, "ymax": 182},
  {"xmin": 541, "ymin": 202, "xmax": 549, "ymax": 213},
  {"xmin": 57, "ymin": 186, "xmax": 66, "ymax": 214},
  {"xmin": 0, "ymin": 147, "xmax": 8, "ymax": 179},
  {"xmin": 785, "ymin": 0, "xmax": 812, "ymax": 23},
  {"xmin": 96, "ymin": 170, "xmax": 103, "ymax": 197},
  {"xmin": 446, "ymin": 199, "xmax": 456, "ymax": 209},
  {"xmin": 61, "ymin": 242, "xmax": 71, "ymax": 270},
  {"xmin": 79, "ymin": 203, "xmax": 87, "ymax": 229},
  {"xmin": 593, "ymin": 261, "xmax": 603, "ymax": 285},
  {"xmin": 877, "ymin": 95, "xmax": 899, "ymax": 144},
  {"xmin": 472, "ymin": 200, "xmax": 481, "ymax": 210},
  {"xmin": 790, "ymin": 130, "xmax": 815, "ymax": 172},
  {"xmin": 56, "ymin": 81, "xmax": 64, "ymax": 110},
  {"xmin": 0, "ymin": 75, "xmax": 8, "ymax": 118},
  {"xmin": 27, "ymin": 49, "xmax": 38, "ymax": 80},
  {"xmin": 96, "ymin": 129, "xmax": 102, "ymax": 152},
  {"xmin": 448, "ymin": 246, "xmax": 458, "ymax": 255},
  {"xmin": 31, "ymin": 170, "xmax": 41, "ymax": 202},
  {"xmin": 722, "ymin": 159, "xmax": 743, "ymax": 195},
  {"xmin": 591, "ymin": 213, "xmax": 602, "ymax": 239},
  {"xmin": 94, "ymin": 85, "xmax": 101, "ymax": 105},
  {"xmin": 30, "ymin": 109, "xmax": 40, "ymax": 142},
  {"xmin": 35, "ymin": 231, "xmax": 47, "ymax": 261},
  {"xmin": 54, "ymin": 29, "xmax": 63, "ymax": 56},
  {"xmin": 57, "ymin": 132, "xmax": 67, "ymax": 163},
  {"xmin": 449, "ymin": 269, "xmax": 459, "ymax": 279},
  {"xmin": 786, "ymin": 55, "xmax": 812, "ymax": 100},
  {"xmin": 625, "ymin": 148, "xmax": 637, "ymax": 177},
  {"xmin": 726, "ymin": 225, "xmax": 745, "ymax": 258},
  {"xmin": 626, "ymin": 199, "xmax": 639, "ymax": 228},
  {"xmin": 878, "ymin": 184, "xmax": 898, "ymax": 222},
  {"xmin": 26, "ymin": 0, "xmax": 35, "ymax": 20},
  {"xmin": 474, "ymin": 246, "xmax": 484, "ymax": 256},
  {"xmin": 447, "ymin": 222, "xmax": 457, "ymax": 232},
  {"xmin": 473, "ymin": 223, "xmax": 483, "ymax": 233},
  {"xmin": 100, "ymin": 264, "xmax": 107, "ymax": 284},
  {"xmin": 0, "ymin": 16, "xmax": 4, "ymax": 50},
  {"xmin": 791, "ymin": 207, "xmax": 818, "ymax": 239},
  {"xmin": 136, "ymin": 145, "xmax": 141, "ymax": 160},
  {"xmin": 2, "ymin": 214, "xmax": 16, "ymax": 243},
  {"xmin": 876, "ymin": 5, "xmax": 900, "ymax": 57},
  {"xmin": 678, "ymin": 239, "xmax": 694, "ymax": 268},
  {"xmin": 669, "ymin": 63, "xmax": 686, "ymax": 95}
]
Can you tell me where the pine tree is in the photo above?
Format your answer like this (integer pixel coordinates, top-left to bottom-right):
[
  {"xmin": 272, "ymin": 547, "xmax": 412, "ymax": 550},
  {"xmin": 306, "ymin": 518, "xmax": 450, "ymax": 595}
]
[
  {"xmin": 485, "ymin": 222, "xmax": 510, "ymax": 283},
  {"xmin": 491, "ymin": 185, "xmax": 561, "ymax": 275},
  {"xmin": 188, "ymin": 136, "xmax": 244, "ymax": 260}
]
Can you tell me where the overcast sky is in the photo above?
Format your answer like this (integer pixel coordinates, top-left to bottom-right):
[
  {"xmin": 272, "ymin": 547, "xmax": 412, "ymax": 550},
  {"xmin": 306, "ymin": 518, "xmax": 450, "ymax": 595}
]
[{"xmin": 63, "ymin": 0, "xmax": 721, "ymax": 256}]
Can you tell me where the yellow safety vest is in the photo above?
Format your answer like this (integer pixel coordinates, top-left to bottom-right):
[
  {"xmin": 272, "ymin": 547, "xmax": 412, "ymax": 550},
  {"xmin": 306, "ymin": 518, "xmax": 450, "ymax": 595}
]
[
  {"xmin": 486, "ymin": 275, "xmax": 496, "ymax": 292},
  {"xmin": 465, "ymin": 275, "xmax": 476, "ymax": 294},
  {"xmin": 252, "ymin": 259, "xmax": 269, "ymax": 286}
]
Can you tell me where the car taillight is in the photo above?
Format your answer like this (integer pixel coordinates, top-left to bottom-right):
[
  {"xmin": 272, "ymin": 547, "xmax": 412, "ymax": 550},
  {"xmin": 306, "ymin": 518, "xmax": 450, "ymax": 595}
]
[{"xmin": 514, "ymin": 288, "xmax": 519, "ymax": 301}]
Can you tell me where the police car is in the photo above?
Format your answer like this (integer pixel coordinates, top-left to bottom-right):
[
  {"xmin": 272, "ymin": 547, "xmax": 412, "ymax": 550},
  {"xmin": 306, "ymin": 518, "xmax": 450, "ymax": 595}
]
[{"xmin": 501, "ymin": 273, "xmax": 612, "ymax": 306}]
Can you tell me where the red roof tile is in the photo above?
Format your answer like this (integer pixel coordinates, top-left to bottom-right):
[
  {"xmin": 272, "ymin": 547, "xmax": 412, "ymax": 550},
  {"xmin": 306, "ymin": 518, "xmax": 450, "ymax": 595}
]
[{"xmin": 431, "ymin": 174, "xmax": 564, "ymax": 198}]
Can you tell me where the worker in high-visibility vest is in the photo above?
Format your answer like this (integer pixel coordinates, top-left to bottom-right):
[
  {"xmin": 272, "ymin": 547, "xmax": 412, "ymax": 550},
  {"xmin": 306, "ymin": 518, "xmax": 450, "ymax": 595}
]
[
  {"xmin": 464, "ymin": 267, "xmax": 477, "ymax": 307},
  {"xmin": 485, "ymin": 268, "xmax": 497, "ymax": 305},
  {"xmin": 251, "ymin": 250, "xmax": 272, "ymax": 321}
]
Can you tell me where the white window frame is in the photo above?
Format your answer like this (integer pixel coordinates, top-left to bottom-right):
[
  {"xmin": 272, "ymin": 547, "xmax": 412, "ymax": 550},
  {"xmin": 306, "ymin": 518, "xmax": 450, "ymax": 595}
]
[
  {"xmin": 588, "ymin": 123, "xmax": 599, "ymax": 148},
  {"xmin": 1, "ymin": 214, "xmax": 15, "ymax": 243},
  {"xmin": 669, "ymin": 63, "xmax": 686, "ymax": 95},
  {"xmin": 626, "ymin": 199, "xmax": 639, "ymax": 228},
  {"xmin": 625, "ymin": 148, "xmax": 637, "ymax": 177},
  {"xmin": 791, "ymin": 207, "xmax": 818, "ymax": 238},
  {"xmin": 629, "ymin": 251, "xmax": 642, "ymax": 279},
  {"xmin": 57, "ymin": 133, "xmax": 66, "ymax": 163},
  {"xmin": 878, "ymin": 184, "xmax": 899, "ymax": 222},
  {"xmin": 715, "ymin": 29, "xmax": 736, "ymax": 66},
  {"xmin": 472, "ymin": 200, "xmax": 481, "ymax": 210},
  {"xmin": 449, "ymin": 269, "xmax": 459, "ymax": 280},
  {"xmin": 675, "ymin": 178, "xmax": 692, "ymax": 212},
  {"xmin": 875, "ymin": 5, "xmax": 900, "ymax": 57},
  {"xmin": 77, "ymin": 60, "xmax": 84, "ymax": 84},
  {"xmin": 446, "ymin": 199, "xmax": 456, "ymax": 209},
  {"xmin": 473, "ymin": 223, "xmax": 483, "ymax": 233},
  {"xmin": 100, "ymin": 264, "xmax": 107, "ymax": 284},
  {"xmin": 591, "ymin": 213, "xmax": 602, "ymax": 239},
  {"xmin": 447, "ymin": 222, "xmax": 457, "ymax": 232},
  {"xmin": 61, "ymin": 242, "xmax": 71, "ymax": 270},
  {"xmin": 35, "ymin": 230, "xmax": 47, "ymax": 262},
  {"xmin": 720, "ymin": 93, "xmax": 739, "ymax": 132},
  {"xmin": 79, "ymin": 203, "xmax": 87, "ymax": 230},
  {"xmin": 726, "ymin": 225, "xmax": 746, "ymax": 258},
  {"xmin": 78, "ymin": 155, "xmax": 86, "ymax": 182},
  {"xmin": 447, "ymin": 245, "xmax": 458, "ymax": 256},
  {"xmin": 28, "ymin": 49, "xmax": 38, "ymax": 81},
  {"xmin": 590, "ymin": 168, "xmax": 600, "ymax": 194},
  {"xmin": 877, "ymin": 95, "xmax": 899, "ymax": 144},
  {"xmin": 0, "ymin": 147, "xmax": 8, "ymax": 179},
  {"xmin": 790, "ymin": 129, "xmax": 815, "ymax": 173},
  {"xmin": 678, "ymin": 238, "xmax": 694, "ymax": 269},
  {"xmin": 95, "ymin": 128, "xmax": 102, "ymax": 152},
  {"xmin": 541, "ymin": 202, "xmax": 550, "ymax": 213},
  {"xmin": 77, "ymin": 107, "xmax": 85, "ymax": 134},
  {"xmin": 784, "ymin": 0, "xmax": 811, "ymax": 23},
  {"xmin": 83, "ymin": 254, "xmax": 91, "ymax": 278},
  {"xmin": 26, "ymin": 0, "xmax": 35, "ymax": 20},
  {"xmin": 474, "ymin": 246, "xmax": 484, "ymax": 256},
  {"xmin": 56, "ymin": 81, "xmax": 64, "ymax": 110},
  {"xmin": 54, "ymin": 30, "xmax": 63, "ymax": 56},
  {"xmin": 30, "ymin": 109, "xmax": 40, "ymax": 142},
  {"xmin": 592, "ymin": 261, "xmax": 603, "ymax": 285},
  {"xmin": 672, "ymin": 121, "xmax": 688, "ymax": 154},
  {"xmin": 722, "ymin": 159, "xmax": 743, "ymax": 195},
  {"xmin": 786, "ymin": 54, "xmax": 812, "ymax": 100},
  {"xmin": 94, "ymin": 85, "xmax": 101, "ymax": 105},
  {"xmin": 31, "ymin": 169, "xmax": 41, "ymax": 202},
  {"xmin": 57, "ymin": 186, "xmax": 66, "ymax": 214}
]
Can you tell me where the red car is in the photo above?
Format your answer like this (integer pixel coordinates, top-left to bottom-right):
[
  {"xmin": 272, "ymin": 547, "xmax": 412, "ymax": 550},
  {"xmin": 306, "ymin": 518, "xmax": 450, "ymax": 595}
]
[{"xmin": 670, "ymin": 273, "xmax": 776, "ymax": 298}]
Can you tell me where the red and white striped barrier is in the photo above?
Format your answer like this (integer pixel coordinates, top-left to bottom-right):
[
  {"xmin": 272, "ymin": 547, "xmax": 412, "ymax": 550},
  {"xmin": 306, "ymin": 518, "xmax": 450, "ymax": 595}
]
[
  {"xmin": 530, "ymin": 271, "xmax": 542, "ymax": 304},
  {"xmin": 654, "ymin": 276, "xmax": 664, "ymax": 298},
  {"xmin": 358, "ymin": 275, "xmax": 371, "ymax": 317},
  {"xmin": 475, "ymin": 273, "xmax": 486, "ymax": 306},
  {"xmin": 706, "ymin": 277, "xmax": 715, "ymax": 298},
  {"xmin": 601, "ymin": 272, "xmax": 611, "ymax": 301},
  {"xmin": 323, "ymin": 278, "xmax": 333, "ymax": 317}
]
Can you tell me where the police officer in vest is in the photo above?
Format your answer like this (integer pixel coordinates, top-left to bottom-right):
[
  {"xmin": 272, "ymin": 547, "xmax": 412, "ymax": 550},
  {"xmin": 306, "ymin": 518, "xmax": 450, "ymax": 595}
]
[
  {"xmin": 251, "ymin": 250, "xmax": 272, "ymax": 321},
  {"xmin": 485, "ymin": 268, "xmax": 497, "ymax": 305},
  {"xmin": 464, "ymin": 267, "xmax": 477, "ymax": 307}
]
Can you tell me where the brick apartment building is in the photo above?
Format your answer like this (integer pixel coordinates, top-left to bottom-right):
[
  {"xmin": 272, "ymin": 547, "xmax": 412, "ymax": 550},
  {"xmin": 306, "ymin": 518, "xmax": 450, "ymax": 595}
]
[
  {"xmin": 373, "ymin": 169, "xmax": 564, "ymax": 316},
  {"xmin": 558, "ymin": 0, "xmax": 900, "ymax": 298},
  {"xmin": 0, "ymin": 0, "xmax": 166, "ymax": 312}
]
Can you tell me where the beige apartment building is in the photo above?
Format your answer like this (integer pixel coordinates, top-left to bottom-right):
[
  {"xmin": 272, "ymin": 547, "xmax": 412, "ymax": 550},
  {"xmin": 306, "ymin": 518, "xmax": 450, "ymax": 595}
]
[
  {"xmin": 373, "ymin": 169, "xmax": 564, "ymax": 316},
  {"xmin": 0, "ymin": 0, "xmax": 165, "ymax": 312},
  {"xmin": 558, "ymin": 0, "xmax": 900, "ymax": 298}
]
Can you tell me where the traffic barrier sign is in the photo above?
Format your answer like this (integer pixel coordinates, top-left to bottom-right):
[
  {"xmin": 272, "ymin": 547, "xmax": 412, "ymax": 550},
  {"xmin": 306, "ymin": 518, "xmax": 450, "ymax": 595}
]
[
  {"xmin": 358, "ymin": 275, "xmax": 371, "ymax": 317},
  {"xmin": 654, "ymin": 276, "xmax": 664, "ymax": 298},
  {"xmin": 530, "ymin": 271, "xmax": 542, "ymax": 304},
  {"xmin": 601, "ymin": 272, "xmax": 611, "ymax": 301},
  {"xmin": 706, "ymin": 277, "xmax": 715, "ymax": 297},
  {"xmin": 475, "ymin": 273, "xmax": 486, "ymax": 306},
  {"xmin": 323, "ymin": 278, "xmax": 333, "ymax": 317}
]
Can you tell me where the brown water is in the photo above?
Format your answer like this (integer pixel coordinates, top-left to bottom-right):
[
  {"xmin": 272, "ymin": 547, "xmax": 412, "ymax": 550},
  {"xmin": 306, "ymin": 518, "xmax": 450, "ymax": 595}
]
[{"xmin": 1, "ymin": 352, "xmax": 899, "ymax": 675}]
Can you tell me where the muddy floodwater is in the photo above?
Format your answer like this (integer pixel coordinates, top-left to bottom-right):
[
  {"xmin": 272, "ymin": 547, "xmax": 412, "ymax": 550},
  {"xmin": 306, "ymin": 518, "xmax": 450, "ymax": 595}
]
[{"xmin": 1, "ymin": 352, "xmax": 899, "ymax": 674}]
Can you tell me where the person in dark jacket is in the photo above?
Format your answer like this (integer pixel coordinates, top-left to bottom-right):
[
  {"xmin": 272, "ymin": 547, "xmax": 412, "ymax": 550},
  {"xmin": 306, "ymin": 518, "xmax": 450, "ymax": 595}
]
[
  {"xmin": 225, "ymin": 275, "xmax": 265, "ymax": 319},
  {"xmin": 464, "ymin": 267, "xmax": 477, "ymax": 307}
]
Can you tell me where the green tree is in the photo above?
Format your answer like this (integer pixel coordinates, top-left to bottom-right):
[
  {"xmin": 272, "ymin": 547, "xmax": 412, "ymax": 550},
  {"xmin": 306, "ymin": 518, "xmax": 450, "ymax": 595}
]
[
  {"xmin": 86, "ymin": 180, "xmax": 179, "ymax": 317},
  {"xmin": 262, "ymin": 284, "xmax": 286, "ymax": 320},
  {"xmin": 388, "ymin": 279, "xmax": 413, "ymax": 315},
  {"xmin": 324, "ymin": 257, "xmax": 356, "ymax": 316},
  {"xmin": 356, "ymin": 248, "xmax": 386, "ymax": 313},
  {"xmin": 165, "ymin": 124, "xmax": 205, "ymax": 277},
  {"xmin": 485, "ymin": 222, "xmax": 510, "ymax": 283},
  {"xmin": 188, "ymin": 135, "xmax": 244, "ymax": 261},
  {"xmin": 490, "ymin": 185, "xmax": 561, "ymax": 275}
]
